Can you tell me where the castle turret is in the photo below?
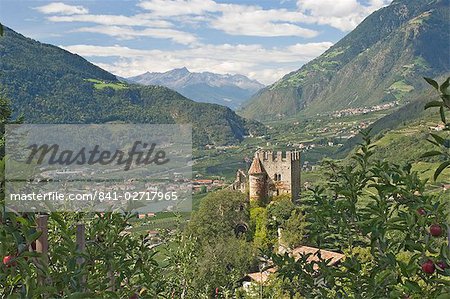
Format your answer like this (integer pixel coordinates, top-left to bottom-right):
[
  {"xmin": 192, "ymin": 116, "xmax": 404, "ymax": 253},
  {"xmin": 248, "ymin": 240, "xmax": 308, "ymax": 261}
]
[
  {"xmin": 234, "ymin": 150, "xmax": 301, "ymax": 201},
  {"xmin": 248, "ymin": 156, "xmax": 267, "ymax": 201}
]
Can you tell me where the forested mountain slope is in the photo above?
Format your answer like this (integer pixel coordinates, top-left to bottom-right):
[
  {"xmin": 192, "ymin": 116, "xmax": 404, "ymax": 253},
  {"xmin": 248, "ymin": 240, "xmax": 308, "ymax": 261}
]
[
  {"xmin": 241, "ymin": 0, "xmax": 449, "ymax": 121},
  {"xmin": 0, "ymin": 27, "xmax": 264, "ymax": 146}
]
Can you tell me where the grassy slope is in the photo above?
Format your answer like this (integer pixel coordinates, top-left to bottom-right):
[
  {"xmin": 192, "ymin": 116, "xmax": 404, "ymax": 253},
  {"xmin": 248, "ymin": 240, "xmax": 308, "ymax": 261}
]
[
  {"xmin": 337, "ymin": 75, "xmax": 449, "ymax": 157},
  {"xmin": 354, "ymin": 114, "xmax": 450, "ymax": 184},
  {"xmin": 240, "ymin": 0, "xmax": 449, "ymax": 121}
]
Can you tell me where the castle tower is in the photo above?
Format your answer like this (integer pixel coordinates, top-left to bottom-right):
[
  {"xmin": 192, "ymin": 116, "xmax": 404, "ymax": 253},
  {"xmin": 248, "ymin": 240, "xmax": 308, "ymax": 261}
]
[
  {"xmin": 248, "ymin": 156, "xmax": 267, "ymax": 201},
  {"xmin": 255, "ymin": 150, "xmax": 301, "ymax": 201},
  {"xmin": 234, "ymin": 150, "xmax": 301, "ymax": 201}
]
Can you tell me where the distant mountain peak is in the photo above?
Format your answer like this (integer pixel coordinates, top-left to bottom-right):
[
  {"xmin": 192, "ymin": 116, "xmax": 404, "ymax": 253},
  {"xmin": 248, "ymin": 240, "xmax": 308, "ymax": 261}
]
[
  {"xmin": 127, "ymin": 68, "xmax": 264, "ymax": 110},
  {"xmin": 170, "ymin": 67, "xmax": 190, "ymax": 74}
]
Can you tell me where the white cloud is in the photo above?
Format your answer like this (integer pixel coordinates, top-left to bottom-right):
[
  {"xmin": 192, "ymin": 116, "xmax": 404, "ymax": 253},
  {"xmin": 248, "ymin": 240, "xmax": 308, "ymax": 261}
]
[
  {"xmin": 297, "ymin": 0, "xmax": 360, "ymax": 18},
  {"xmin": 35, "ymin": 2, "xmax": 89, "ymax": 15},
  {"xmin": 35, "ymin": 0, "xmax": 392, "ymax": 44},
  {"xmin": 213, "ymin": 20, "xmax": 317, "ymax": 38},
  {"xmin": 137, "ymin": 0, "xmax": 220, "ymax": 17},
  {"xmin": 32, "ymin": 0, "xmax": 392, "ymax": 83},
  {"xmin": 47, "ymin": 14, "xmax": 172, "ymax": 28},
  {"xmin": 211, "ymin": 7, "xmax": 318, "ymax": 37},
  {"xmin": 297, "ymin": 0, "xmax": 391, "ymax": 31},
  {"xmin": 136, "ymin": 0, "xmax": 389, "ymax": 35},
  {"xmin": 138, "ymin": 0, "xmax": 319, "ymax": 37},
  {"xmin": 43, "ymin": 12, "xmax": 195, "ymax": 44},
  {"xmin": 61, "ymin": 42, "xmax": 333, "ymax": 84},
  {"xmin": 248, "ymin": 68, "xmax": 295, "ymax": 84},
  {"xmin": 72, "ymin": 25, "xmax": 197, "ymax": 44}
]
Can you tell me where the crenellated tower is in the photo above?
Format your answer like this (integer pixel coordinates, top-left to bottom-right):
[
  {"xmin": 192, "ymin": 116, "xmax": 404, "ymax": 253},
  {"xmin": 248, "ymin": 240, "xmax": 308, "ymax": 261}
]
[{"xmin": 248, "ymin": 150, "xmax": 301, "ymax": 201}]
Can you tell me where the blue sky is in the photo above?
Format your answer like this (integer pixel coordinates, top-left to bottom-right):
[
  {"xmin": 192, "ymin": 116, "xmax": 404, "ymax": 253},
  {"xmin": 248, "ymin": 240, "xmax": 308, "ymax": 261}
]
[{"xmin": 0, "ymin": 0, "xmax": 391, "ymax": 84}]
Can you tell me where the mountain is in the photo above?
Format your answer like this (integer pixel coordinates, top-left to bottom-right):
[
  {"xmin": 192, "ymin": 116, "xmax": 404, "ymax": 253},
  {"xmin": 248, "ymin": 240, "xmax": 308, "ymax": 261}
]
[
  {"xmin": 126, "ymin": 68, "xmax": 264, "ymax": 110},
  {"xmin": 337, "ymin": 74, "xmax": 448, "ymax": 157},
  {"xmin": 0, "ymin": 26, "xmax": 265, "ymax": 147},
  {"xmin": 240, "ymin": 0, "xmax": 450, "ymax": 121},
  {"xmin": 336, "ymin": 86, "xmax": 433, "ymax": 157}
]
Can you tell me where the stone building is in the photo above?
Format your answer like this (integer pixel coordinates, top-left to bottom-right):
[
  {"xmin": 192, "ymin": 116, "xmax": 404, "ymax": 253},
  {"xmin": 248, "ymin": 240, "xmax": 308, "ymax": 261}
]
[{"xmin": 232, "ymin": 150, "xmax": 301, "ymax": 201}]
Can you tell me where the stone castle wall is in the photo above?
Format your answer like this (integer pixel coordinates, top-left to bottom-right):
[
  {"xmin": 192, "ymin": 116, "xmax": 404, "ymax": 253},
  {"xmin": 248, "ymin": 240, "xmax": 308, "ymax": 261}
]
[{"xmin": 254, "ymin": 151, "xmax": 300, "ymax": 201}]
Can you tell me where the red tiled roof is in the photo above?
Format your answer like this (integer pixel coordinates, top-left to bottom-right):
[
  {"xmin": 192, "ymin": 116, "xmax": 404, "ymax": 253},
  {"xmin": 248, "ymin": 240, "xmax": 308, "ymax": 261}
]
[
  {"xmin": 244, "ymin": 247, "xmax": 344, "ymax": 284},
  {"xmin": 193, "ymin": 179, "xmax": 214, "ymax": 184},
  {"xmin": 292, "ymin": 246, "xmax": 345, "ymax": 270}
]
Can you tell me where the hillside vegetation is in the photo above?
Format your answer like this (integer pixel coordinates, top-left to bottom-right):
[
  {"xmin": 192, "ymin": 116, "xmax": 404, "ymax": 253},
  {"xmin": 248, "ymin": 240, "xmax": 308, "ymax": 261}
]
[
  {"xmin": 0, "ymin": 27, "xmax": 264, "ymax": 146},
  {"xmin": 240, "ymin": 0, "xmax": 450, "ymax": 121}
]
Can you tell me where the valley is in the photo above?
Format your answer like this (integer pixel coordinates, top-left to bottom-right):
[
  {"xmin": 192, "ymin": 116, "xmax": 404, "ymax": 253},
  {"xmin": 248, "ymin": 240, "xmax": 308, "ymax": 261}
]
[{"xmin": 192, "ymin": 104, "xmax": 449, "ymax": 189}]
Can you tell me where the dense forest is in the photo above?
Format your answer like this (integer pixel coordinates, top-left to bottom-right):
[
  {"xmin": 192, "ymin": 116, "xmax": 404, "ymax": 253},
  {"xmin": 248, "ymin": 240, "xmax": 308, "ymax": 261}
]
[{"xmin": 0, "ymin": 27, "xmax": 264, "ymax": 147}]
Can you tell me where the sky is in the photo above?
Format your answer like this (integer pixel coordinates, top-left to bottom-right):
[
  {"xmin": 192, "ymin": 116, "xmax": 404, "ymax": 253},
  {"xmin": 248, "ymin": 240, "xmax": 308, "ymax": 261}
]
[{"xmin": 0, "ymin": 0, "xmax": 391, "ymax": 84}]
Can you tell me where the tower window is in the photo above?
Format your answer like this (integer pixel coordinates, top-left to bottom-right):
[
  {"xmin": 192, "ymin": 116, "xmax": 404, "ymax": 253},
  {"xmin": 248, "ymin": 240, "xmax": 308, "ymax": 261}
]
[
  {"xmin": 278, "ymin": 174, "xmax": 282, "ymax": 181},
  {"xmin": 273, "ymin": 173, "xmax": 278, "ymax": 181}
]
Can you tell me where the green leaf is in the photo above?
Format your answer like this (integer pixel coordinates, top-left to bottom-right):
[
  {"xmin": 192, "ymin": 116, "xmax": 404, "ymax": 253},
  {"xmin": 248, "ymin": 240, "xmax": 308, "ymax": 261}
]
[
  {"xmin": 15, "ymin": 216, "xmax": 30, "ymax": 226},
  {"xmin": 67, "ymin": 292, "xmax": 97, "ymax": 298},
  {"xmin": 405, "ymin": 240, "xmax": 423, "ymax": 252},
  {"xmin": 431, "ymin": 133, "xmax": 446, "ymax": 146},
  {"xmin": 442, "ymin": 95, "xmax": 450, "ymax": 109},
  {"xmin": 427, "ymin": 138, "xmax": 441, "ymax": 147},
  {"xmin": 440, "ymin": 106, "xmax": 447, "ymax": 123},
  {"xmin": 425, "ymin": 101, "xmax": 444, "ymax": 109},
  {"xmin": 424, "ymin": 77, "xmax": 439, "ymax": 90},
  {"xmin": 436, "ymin": 293, "xmax": 450, "ymax": 299},
  {"xmin": 434, "ymin": 161, "xmax": 450, "ymax": 181},
  {"xmin": 404, "ymin": 280, "xmax": 422, "ymax": 293},
  {"xmin": 421, "ymin": 150, "xmax": 442, "ymax": 158},
  {"xmin": 440, "ymin": 77, "xmax": 450, "ymax": 95},
  {"xmin": 25, "ymin": 230, "xmax": 42, "ymax": 243}
]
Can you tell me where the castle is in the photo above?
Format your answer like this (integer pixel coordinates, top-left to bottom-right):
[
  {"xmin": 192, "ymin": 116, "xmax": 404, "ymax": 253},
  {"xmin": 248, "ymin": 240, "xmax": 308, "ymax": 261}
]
[{"xmin": 232, "ymin": 150, "xmax": 301, "ymax": 201}]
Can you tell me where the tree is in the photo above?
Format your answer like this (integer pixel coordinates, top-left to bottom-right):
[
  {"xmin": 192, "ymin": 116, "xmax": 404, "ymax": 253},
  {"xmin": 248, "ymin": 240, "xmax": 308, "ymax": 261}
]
[
  {"xmin": 175, "ymin": 190, "xmax": 255, "ymax": 296},
  {"xmin": 270, "ymin": 128, "xmax": 450, "ymax": 298},
  {"xmin": 250, "ymin": 206, "xmax": 270, "ymax": 250},
  {"xmin": 262, "ymin": 78, "xmax": 450, "ymax": 298},
  {"xmin": 422, "ymin": 77, "xmax": 450, "ymax": 180},
  {"xmin": 194, "ymin": 236, "xmax": 255, "ymax": 294},
  {"xmin": 281, "ymin": 209, "xmax": 306, "ymax": 249},
  {"xmin": 187, "ymin": 190, "xmax": 249, "ymax": 242}
]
